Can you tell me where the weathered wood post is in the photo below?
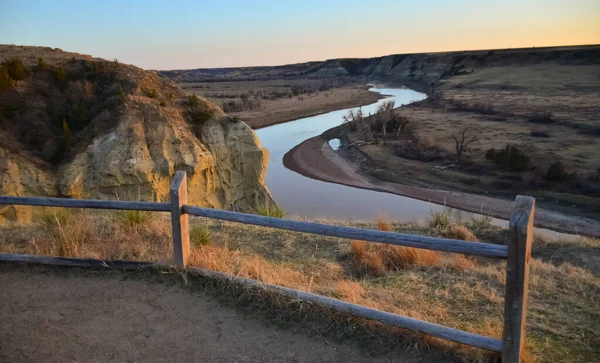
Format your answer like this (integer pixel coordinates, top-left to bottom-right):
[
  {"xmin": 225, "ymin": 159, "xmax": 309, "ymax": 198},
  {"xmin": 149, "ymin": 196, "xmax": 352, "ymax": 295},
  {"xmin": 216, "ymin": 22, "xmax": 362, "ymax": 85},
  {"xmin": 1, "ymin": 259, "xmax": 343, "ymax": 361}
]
[
  {"xmin": 170, "ymin": 170, "xmax": 190, "ymax": 268},
  {"xmin": 502, "ymin": 195, "xmax": 535, "ymax": 362}
]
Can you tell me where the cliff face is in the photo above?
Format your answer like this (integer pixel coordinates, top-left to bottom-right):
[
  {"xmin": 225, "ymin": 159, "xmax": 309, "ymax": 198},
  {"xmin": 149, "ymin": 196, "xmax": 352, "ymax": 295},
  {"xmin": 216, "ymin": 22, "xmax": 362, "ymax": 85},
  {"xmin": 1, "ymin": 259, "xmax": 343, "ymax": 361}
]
[{"xmin": 0, "ymin": 45, "xmax": 274, "ymax": 222}]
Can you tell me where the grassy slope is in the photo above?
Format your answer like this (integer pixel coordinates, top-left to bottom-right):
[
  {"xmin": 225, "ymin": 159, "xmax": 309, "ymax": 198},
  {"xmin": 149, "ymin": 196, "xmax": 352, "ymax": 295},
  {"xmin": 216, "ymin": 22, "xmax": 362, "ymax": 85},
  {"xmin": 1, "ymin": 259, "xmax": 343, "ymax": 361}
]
[{"xmin": 0, "ymin": 209, "xmax": 598, "ymax": 362}]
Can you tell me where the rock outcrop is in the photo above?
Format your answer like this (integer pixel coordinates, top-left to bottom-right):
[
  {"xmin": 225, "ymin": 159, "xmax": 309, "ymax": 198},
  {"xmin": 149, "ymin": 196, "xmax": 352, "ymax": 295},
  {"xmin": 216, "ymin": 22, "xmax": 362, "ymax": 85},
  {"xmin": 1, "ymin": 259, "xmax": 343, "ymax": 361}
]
[{"xmin": 0, "ymin": 45, "xmax": 274, "ymax": 222}]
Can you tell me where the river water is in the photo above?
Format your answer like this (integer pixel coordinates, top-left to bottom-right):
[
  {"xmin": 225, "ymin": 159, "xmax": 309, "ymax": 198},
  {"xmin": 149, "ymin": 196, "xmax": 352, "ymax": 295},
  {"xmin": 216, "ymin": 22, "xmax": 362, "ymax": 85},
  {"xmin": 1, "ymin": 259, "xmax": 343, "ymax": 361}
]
[
  {"xmin": 255, "ymin": 87, "xmax": 576, "ymax": 239},
  {"xmin": 255, "ymin": 88, "xmax": 475, "ymax": 221}
]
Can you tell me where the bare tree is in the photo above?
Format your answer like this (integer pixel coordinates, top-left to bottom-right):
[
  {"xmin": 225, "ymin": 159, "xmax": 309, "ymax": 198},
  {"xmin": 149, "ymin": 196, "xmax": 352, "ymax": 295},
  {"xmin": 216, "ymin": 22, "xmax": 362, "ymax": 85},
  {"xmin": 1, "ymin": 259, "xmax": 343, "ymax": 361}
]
[
  {"xmin": 376, "ymin": 101, "xmax": 394, "ymax": 145},
  {"xmin": 396, "ymin": 116, "xmax": 410, "ymax": 138},
  {"xmin": 343, "ymin": 107, "xmax": 372, "ymax": 142},
  {"xmin": 342, "ymin": 110, "xmax": 357, "ymax": 131},
  {"xmin": 451, "ymin": 127, "xmax": 479, "ymax": 163}
]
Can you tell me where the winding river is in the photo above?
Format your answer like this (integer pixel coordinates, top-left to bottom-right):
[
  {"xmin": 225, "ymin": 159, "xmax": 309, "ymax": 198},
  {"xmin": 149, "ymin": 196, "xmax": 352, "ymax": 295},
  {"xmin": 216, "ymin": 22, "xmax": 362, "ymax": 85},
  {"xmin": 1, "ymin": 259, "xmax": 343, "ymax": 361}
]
[
  {"xmin": 256, "ymin": 88, "xmax": 475, "ymax": 220},
  {"xmin": 255, "ymin": 87, "xmax": 579, "ymax": 239}
]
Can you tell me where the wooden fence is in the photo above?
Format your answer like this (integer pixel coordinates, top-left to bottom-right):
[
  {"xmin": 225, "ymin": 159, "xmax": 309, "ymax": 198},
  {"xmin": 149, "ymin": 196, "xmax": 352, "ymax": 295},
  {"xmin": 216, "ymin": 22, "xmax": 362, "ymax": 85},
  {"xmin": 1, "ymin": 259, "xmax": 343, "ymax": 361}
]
[{"xmin": 0, "ymin": 170, "xmax": 534, "ymax": 362}]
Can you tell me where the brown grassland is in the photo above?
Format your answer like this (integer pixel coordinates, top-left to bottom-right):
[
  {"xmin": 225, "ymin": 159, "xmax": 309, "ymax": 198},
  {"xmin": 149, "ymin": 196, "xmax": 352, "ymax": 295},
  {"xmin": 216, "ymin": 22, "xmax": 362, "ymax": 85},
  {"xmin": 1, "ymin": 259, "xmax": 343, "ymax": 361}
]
[
  {"xmin": 180, "ymin": 80, "xmax": 382, "ymax": 129},
  {"xmin": 342, "ymin": 63, "xmax": 600, "ymax": 221},
  {"xmin": 0, "ymin": 208, "xmax": 598, "ymax": 362}
]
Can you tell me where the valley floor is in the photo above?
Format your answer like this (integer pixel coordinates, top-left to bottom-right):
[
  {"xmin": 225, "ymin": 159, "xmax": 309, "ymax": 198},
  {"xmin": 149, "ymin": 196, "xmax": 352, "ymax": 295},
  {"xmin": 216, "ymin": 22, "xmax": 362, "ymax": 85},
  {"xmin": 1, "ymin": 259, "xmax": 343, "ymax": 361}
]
[
  {"xmin": 180, "ymin": 80, "xmax": 383, "ymax": 129},
  {"xmin": 283, "ymin": 133, "xmax": 600, "ymax": 237}
]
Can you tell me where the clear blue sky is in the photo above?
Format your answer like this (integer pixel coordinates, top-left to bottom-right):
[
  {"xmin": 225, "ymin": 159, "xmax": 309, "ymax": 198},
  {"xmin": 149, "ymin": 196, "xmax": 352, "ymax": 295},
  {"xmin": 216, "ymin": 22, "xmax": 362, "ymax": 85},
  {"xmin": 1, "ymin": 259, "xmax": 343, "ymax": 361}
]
[{"xmin": 1, "ymin": 0, "xmax": 598, "ymax": 69}]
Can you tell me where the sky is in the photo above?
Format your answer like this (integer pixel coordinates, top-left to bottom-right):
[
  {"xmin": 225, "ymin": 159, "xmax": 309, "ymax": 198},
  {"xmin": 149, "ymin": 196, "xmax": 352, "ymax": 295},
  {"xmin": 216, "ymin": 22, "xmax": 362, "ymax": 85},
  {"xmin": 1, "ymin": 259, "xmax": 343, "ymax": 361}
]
[{"xmin": 1, "ymin": 0, "xmax": 599, "ymax": 70}]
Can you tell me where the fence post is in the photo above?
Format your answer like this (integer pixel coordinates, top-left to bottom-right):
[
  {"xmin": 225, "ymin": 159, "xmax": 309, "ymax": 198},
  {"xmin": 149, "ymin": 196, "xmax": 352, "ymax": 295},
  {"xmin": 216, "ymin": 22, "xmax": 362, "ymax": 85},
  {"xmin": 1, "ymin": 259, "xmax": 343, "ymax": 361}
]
[
  {"xmin": 502, "ymin": 195, "xmax": 535, "ymax": 362},
  {"xmin": 170, "ymin": 170, "xmax": 190, "ymax": 268}
]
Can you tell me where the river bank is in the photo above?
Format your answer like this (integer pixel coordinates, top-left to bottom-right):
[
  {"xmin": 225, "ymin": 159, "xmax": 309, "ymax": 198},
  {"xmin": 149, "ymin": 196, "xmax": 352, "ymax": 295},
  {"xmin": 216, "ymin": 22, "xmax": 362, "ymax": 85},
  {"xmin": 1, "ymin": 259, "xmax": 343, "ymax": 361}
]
[
  {"xmin": 180, "ymin": 81, "xmax": 384, "ymax": 129},
  {"xmin": 283, "ymin": 130, "xmax": 600, "ymax": 237}
]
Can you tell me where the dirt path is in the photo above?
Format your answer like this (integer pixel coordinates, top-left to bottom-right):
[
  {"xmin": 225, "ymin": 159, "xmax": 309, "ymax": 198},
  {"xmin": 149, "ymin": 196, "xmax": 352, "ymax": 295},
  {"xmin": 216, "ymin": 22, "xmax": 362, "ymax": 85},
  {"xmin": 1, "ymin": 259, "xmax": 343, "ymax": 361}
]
[
  {"xmin": 283, "ymin": 135, "xmax": 600, "ymax": 237},
  {"xmin": 0, "ymin": 264, "xmax": 438, "ymax": 363}
]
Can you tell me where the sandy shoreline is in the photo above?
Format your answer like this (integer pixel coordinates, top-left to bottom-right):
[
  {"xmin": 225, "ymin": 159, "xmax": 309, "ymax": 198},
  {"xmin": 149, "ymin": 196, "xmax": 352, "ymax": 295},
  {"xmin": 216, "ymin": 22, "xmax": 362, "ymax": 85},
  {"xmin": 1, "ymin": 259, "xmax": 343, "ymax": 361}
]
[{"xmin": 283, "ymin": 133, "xmax": 600, "ymax": 237}]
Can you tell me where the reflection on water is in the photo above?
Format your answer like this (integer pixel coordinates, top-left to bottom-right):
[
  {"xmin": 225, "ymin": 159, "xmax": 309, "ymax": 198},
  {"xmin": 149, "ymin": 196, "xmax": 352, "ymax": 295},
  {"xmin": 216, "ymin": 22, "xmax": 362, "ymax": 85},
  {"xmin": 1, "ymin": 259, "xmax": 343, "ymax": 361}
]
[
  {"xmin": 255, "ymin": 87, "xmax": 576, "ymax": 240},
  {"xmin": 328, "ymin": 138, "xmax": 341, "ymax": 151}
]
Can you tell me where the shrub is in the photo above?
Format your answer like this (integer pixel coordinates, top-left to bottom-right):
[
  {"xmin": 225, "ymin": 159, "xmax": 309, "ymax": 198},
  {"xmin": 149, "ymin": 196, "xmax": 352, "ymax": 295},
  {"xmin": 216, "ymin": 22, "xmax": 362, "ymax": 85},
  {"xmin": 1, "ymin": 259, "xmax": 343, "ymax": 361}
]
[
  {"xmin": 2, "ymin": 57, "xmax": 27, "ymax": 83},
  {"xmin": 485, "ymin": 145, "xmax": 531, "ymax": 171},
  {"xmin": 39, "ymin": 209, "xmax": 72, "ymax": 229},
  {"xmin": 255, "ymin": 206, "xmax": 286, "ymax": 218},
  {"xmin": 428, "ymin": 210, "xmax": 451, "ymax": 229},
  {"xmin": 188, "ymin": 94, "xmax": 200, "ymax": 107},
  {"xmin": 54, "ymin": 66, "xmax": 67, "ymax": 89},
  {"xmin": 160, "ymin": 100, "xmax": 166, "ymax": 107},
  {"xmin": 38, "ymin": 57, "xmax": 48, "ymax": 71},
  {"xmin": 146, "ymin": 88, "xmax": 158, "ymax": 98},
  {"xmin": 189, "ymin": 108, "xmax": 214, "ymax": 125},
  {"xmin": 545, "ymin": 161, "xmax": 569, "ymax": 181},
  {"xmin": 530, "ymin": 129, "xmax": 550, "ymax": 138},
  {"xmin": 117, "ymin": 210, "xmax": 154, "ymax": 227},
  {"xmin": 0, "ymin": 66, "xmax": 13, "ymax": 93},
  {"xmin": 469, "ymin": 215, "xmax": 493, "ymax": 231},
  {"xmin": 68, "ymin": 102, "xmax": 90, "ymax": 130},
  {"xmin": 119, "ymin": 87, "xmax": 126, "ymax": 104},
  {"xmin": 190, "ymin": 224, "xmax": 212, "ymax": 247},
  {"xmin": 529, "ymin": 111, "xmax": 554, "ymax": 123}
]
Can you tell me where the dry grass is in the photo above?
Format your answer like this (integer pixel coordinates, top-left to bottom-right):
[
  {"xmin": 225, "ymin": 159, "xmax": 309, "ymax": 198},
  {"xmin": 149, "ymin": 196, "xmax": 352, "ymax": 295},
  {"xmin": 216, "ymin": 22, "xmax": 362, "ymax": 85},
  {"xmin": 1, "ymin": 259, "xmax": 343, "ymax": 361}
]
[
  {"xmin": 0, "ymin": 211, "xmax": 598, "ymax": 362},
  {"xmin": 446, "ymin": 224, "xmax": 478, "ymax": 242}
]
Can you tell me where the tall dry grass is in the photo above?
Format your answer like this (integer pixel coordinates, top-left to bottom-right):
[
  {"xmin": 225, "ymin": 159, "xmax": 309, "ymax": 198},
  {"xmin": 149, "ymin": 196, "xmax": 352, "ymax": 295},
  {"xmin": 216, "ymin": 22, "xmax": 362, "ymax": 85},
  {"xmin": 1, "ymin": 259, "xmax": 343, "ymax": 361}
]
[{"xmin": 0, "ymin": 211, "xmax": 597, "ymax": 362}]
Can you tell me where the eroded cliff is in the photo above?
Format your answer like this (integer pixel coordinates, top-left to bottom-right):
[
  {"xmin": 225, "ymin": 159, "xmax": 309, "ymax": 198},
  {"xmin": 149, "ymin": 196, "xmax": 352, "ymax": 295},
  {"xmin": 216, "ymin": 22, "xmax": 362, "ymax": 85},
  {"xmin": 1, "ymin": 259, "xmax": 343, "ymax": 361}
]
[{"xmin": 0, "ymin": 45, "xmax": 274, "ymax": 222}]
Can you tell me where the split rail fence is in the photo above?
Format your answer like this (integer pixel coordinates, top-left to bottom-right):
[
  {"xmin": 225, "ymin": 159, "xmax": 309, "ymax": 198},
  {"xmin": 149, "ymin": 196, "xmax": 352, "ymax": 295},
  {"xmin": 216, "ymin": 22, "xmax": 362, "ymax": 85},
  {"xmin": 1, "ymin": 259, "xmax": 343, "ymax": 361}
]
[{"xmin": 0, "ymin": 170, "xmax": 535, "ymax": 362}]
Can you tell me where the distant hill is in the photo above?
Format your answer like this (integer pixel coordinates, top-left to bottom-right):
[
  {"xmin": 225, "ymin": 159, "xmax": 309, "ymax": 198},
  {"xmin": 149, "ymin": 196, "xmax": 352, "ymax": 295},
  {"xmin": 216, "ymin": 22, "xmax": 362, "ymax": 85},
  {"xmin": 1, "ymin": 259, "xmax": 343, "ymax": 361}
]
[{"xmin": 160, "ymin": 45, "xmax": 600, "ymax": 93}]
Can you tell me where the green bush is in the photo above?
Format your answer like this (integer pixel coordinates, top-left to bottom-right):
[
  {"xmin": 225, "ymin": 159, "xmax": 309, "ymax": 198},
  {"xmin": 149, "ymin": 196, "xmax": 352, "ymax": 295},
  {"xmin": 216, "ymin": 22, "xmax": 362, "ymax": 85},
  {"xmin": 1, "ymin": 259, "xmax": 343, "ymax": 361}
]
[
  {"xmin": 2, "ymin": 57, "xmax": 27, "ymax": 83},
  {"xmin": 39, "ymin": 209, "xmax": 72, "ymax": 229},
  {"xmin": 159, "ymin": 100, "xmax": 166, "ymax": 107},
  {"xmin": 190, "ymin": 224, "xmax": 212, "ymax": 247},
  {"xmin": 255, "ymin": 206, "xmax": 286, "ymax": 218},
  {"xmin": 38, "ymin": 57, "xmax": 48, "ymax": 71},
  {"xmin": 0, "ymin": 66, "xmax": 13, "ymax": 93},
  {"xmin": 469, "ymin": 215, "xmax": 493, "ymax": 231},
  {"xmin": 485, "ymin": 145, "xmax": 531, "ymax": 171},
  {"xmin": 545, "ymin": 161, "xmax": 569, "ymax": 181},
  {"xmin": 117, "ymin": 210, "xmax": 154, "ymax": 227},
  {"xmin": 428, "ymin": 210, "xmax": 451, "ymax": 230}
]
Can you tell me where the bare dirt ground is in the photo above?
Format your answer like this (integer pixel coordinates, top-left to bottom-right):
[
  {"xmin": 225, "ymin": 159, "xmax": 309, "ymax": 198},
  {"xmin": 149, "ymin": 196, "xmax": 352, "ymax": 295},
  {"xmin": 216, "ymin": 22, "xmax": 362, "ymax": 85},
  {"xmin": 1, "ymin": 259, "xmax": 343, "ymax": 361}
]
[
  {"xmin": 283, "ymin": 134, "xmax": 600, "ymax": 237},
  {"xmin": 0, "ymin": 264, "xmax": 439, "ymax": 363},
  {"xmin": 181, "ymin": 80, "xmax": 382, "ymax": 129}
]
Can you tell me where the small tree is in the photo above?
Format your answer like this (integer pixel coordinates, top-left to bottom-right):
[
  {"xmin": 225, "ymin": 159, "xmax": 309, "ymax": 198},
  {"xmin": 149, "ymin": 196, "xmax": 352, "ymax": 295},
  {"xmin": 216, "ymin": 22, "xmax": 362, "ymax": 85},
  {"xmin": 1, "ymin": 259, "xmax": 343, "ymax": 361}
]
[
  {"xmin": 2, "ymin": 57, "xmax": 27, "ymax": 85},
  {"xmin": 451, "ymin": 127, "xmax": 479, "ymax": 163},
  {"xmin": 0, "ymin": 66, "xmax": 13, "ymax": 93},
  {"xmin": 38, "ymin": 57, "xmax": 48, "ymax": 71}
]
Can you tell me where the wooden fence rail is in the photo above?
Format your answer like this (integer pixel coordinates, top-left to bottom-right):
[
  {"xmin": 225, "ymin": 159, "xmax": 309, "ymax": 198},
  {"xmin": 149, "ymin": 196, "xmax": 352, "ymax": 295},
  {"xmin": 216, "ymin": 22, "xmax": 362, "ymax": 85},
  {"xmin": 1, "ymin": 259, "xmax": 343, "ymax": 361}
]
[{"xmin": 0, "ymin": 170, "xmax": 534, "ymax": 362}]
